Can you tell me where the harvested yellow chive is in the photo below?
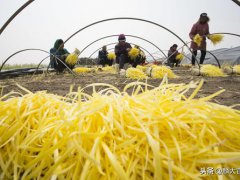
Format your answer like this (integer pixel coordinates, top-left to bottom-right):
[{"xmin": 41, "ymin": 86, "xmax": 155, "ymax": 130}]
[
  {"xmin": 193, "ymin": 34, "xmax": 203, "ymax": 47},
  {"xmin": 0, "ymin": 81, "xmax": 240, "ymax": 179},
  {"xmin": 207, "ymin": 34, "xmax": 224, "ymax": 45},
  {"xmin": 107, "ymin": 52, "xmax": 116, "ymax": 61}
]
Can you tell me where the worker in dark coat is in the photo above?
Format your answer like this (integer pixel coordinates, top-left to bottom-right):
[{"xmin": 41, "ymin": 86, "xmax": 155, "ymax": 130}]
[
  {"xmin": 98, "ymin": 46, "xmax": 112, "ymax": 66},
  {"xmin": 114, "ymin": 34, "xmax": 132, "ymax": 70},
  {"xmin": 168, "ymin": 44, "xmax": 180, "ymax": 67},
  {"xmin": 50, "ymin": 39, "xmax": 69, "ymax": 72}
]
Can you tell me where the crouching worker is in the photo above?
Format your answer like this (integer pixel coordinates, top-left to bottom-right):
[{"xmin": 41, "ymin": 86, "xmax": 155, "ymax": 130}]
[
  {"xmin": 50, "ymin": 39, "xmax": 69, "ymax": 72},
  {"xmin": 131, "ymin": 45, "xmax": 146, "ymax": 68},
  {"xmin": 114, "ymin": 34, "xmax": 132, "ymax": 73},
  {"xmin": 98, "ymin": 46, "xmax": 112, "ymax": 67},
  {"xmin": 168, "ymin": 44, "xmax": 180, "ymax": 67}
]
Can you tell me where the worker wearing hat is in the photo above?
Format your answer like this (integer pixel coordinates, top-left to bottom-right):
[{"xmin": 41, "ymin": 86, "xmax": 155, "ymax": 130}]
[
  {"xmin": 189, "ymin": 13, "xmax": 210, "ymax": 65},
  {"xmin": 50, "ymin": 39, "xmax": 70, "ymax": 72},
  {"xmin": 114, "ymin": 34, "xmax": 132, "ymax": 72}
]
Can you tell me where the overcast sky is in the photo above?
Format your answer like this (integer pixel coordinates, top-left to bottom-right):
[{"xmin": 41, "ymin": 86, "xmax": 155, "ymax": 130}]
[{"xmin": 0, "ymin": 0, "xmax": 240, "ymax": 64}]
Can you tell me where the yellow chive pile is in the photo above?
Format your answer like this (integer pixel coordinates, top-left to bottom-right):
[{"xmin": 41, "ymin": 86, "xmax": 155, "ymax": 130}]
[
  {"xmin": 207, "ymin": 34, "xmax": 224, "ymax": 45},
  {"xmin": 233, "ymin": 65, "xmax": 240, "ymax": 75},
  {"xmin": 0, "ymin": 80, "xmax": 240, "ymax": 179},
  {"xmin": 200, "ymin": 64, "xmax": 225, "ymax": 77},
  {"xmin": 149, "ymin": 66, "xmax": 176, "ymax": 79},
  {"xmin": 193, "ymin": 34, "xmax": 203, "ymax": 47},
  {"xmin": 136, "ymin": 65, "xmax": 148, "ymax": 72},
  {"xmin": 73, "ymin": 67, "xmax": 93, "ymax": 74},
  {"xmin": 101, "ymin": 66, "xmax": 116, "ymax": 73},
  {"xmin": 126, "ymin": 68, "xmax": 147, "ymax": 80},
  {"xmin": 128, "ymin": 48, "xmax": 140, "ymax": 60},
  {"xmin": 107, "ymin": 52, "xmax": 116, "ymax": 61},
  {"xmin": 176, "ymin": 53, "xmax": 184, "ymax": 61}
]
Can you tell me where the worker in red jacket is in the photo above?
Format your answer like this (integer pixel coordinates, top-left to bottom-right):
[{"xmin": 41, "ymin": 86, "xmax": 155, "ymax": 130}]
[{"xmin": 189, "ymin": 13, "xmax": 210, "ymax": 65}]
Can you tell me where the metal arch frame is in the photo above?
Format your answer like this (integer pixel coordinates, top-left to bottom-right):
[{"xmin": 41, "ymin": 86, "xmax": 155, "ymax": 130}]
[
  {"xmin": 87, "ymin": 42, "xmax": 155, "ymax": 64},
  {"xmin": 63, "ymin": 17, "xmax": 200, "ymax": 67},
  {"xmin": 162, "ymin": 41, "xmax": 192, "ymax": 65},
  {"xmin": 91, "ymin": 46, "xmax": 194, "ymax": 66},
  {"xmin": 0, "ymin": 0, "xmax": 35, "ymax": 35},
  {"xmin": 85, "ymin": 32, "xmax": 240, "ymax": 67},
  {"xmin": 0, "ymin": 48, "xmax": 76, "ymax": 76},
  {"xmin": 37, "ymin": 42, "xmax": 154, "ymax": 70},
  {"xmin": 36, "ymin": 42, "xmax": 155, "ymax": 71},
  {"xmin": 232, "ymin": 0, "xmax": 240, "ymax": 6},
  {"xmin": 151, "ymin": 31, "xmax": 240, "ymax": 66},
  {"xmin": 78, "ymin": 34, "xmax": 167, "ymax": 59},
  {"xmin": 28, "ymin": 17, "xmax": 179, "ymax": 73},
  {"xmin": 206, "ymin": 51, "xmax": 221, "ymax": 68}
]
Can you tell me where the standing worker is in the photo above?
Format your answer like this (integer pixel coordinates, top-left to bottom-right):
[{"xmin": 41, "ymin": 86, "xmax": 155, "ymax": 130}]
[
  {"xmin": 114, "ymin": 34, "xmax": 132, "ymax": 73},
  {"xmin": 50, "ymin": 39, "xmax": 69, "ymax": 72},
  {"xmin": 189, "ymin": 13, "xmax": 210, "ymax": 66}
]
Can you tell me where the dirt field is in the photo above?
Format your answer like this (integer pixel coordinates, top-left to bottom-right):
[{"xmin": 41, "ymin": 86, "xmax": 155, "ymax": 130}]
[{"xmin": 0, "ymin": 67, "xmax": 240, "ymax": 109}]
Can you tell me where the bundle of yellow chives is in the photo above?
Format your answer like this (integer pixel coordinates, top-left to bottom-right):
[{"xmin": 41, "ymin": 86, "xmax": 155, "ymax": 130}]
[
  {"xmin": 107, "ymin": 52, "xmax": 116, "ymax": 61},
  {"xmin": 233, "ymin": 65, "xmax": 240, "ymax": 74},
  {"xmin": 73, "ymin": 67, "xmax": 93, "ymax": 74},
  {"xmin": 101, "ymin": 66, "xmax": 115, "ymax": 73},
  {"xmin": 0, "ymin": 80, "xmax": 240, "ymax": 179},
  {"xmin": 193, "ymin": 34, "xmax": 203, "ymax": 47},
  {"xmin": 207, "ymin": 34, "xmax": 224, "ymax": 45},
  {"xmin": 126, "ymin": 67, "xmax": 147, "ymax": 80},
  {"xmin": 200, "ymin": 64, "xmax": 225, "ymax": 77},
  {"xmin": 128, "ymin": 48, "xmax": 140, "ymax": 60},
  {"xmin": 65, "ymin": 54, "xmax": 78, "ymax": 66},
  {"xmin": 176, "ymin": 53, "xmax": 184, "ymax": 61},
  {"xmin": 136, "ymin": 65, "xmax": 148, "ymax": 72},
  {"xmin": 148, "ymin": 65, "xmax": 176, "ymax": 79},
  {"xmin": 65, "ymin": 48, "xmax": 81, "ymax": 66}
]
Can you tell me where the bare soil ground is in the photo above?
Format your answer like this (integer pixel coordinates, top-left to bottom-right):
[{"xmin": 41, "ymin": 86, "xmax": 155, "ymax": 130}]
[{"xmin": 0, "ymin": 67, "xmax": 240, "ymax": 109}]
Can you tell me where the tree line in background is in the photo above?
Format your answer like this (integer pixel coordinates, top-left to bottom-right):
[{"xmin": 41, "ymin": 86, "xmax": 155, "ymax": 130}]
[{"xmin": 78, "ymin": 57, "xmax": 99, "ymax": 66}]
